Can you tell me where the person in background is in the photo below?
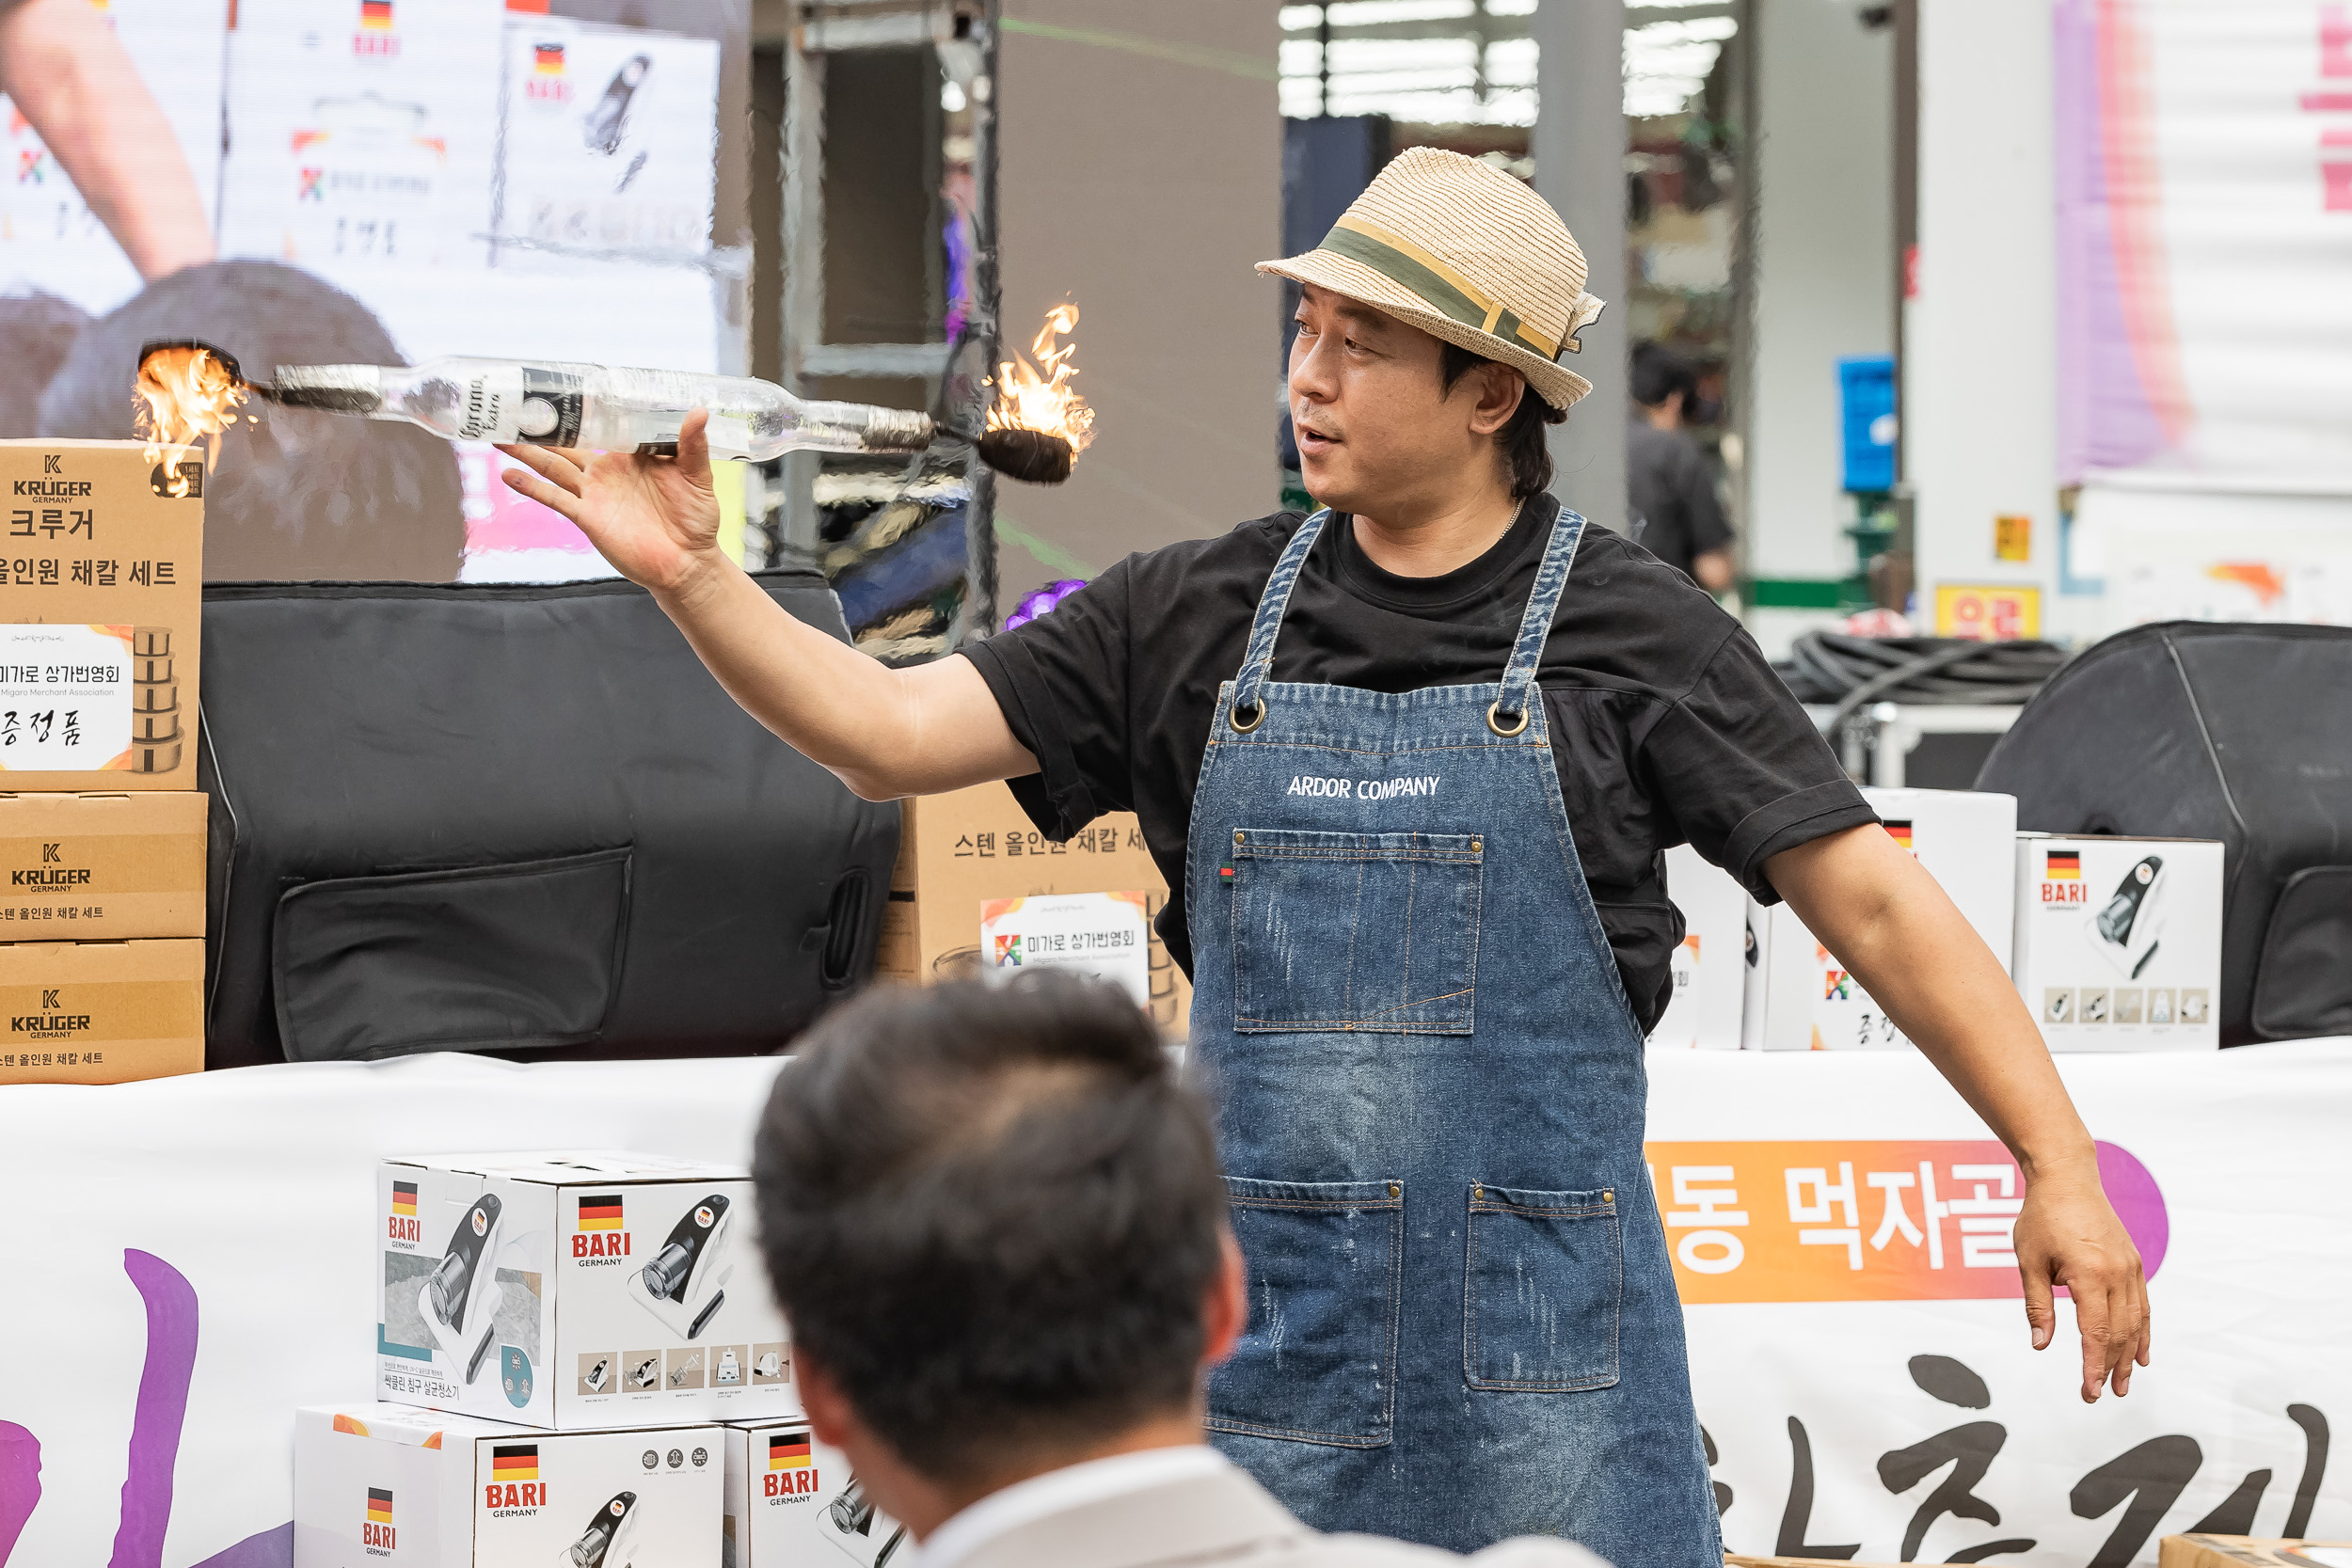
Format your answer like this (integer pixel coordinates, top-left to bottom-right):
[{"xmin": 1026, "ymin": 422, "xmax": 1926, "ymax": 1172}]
[
  {"xmin": 0, "ymin": 0, "xmax": 215, "ymax": 281},
  {"xmin": 751, "ymin": 975, "xmax": 1613, "ymax": 1568},
  {"xmin": 1626, "ymin": 341, "xmax": 1734, "ymax": 594}
]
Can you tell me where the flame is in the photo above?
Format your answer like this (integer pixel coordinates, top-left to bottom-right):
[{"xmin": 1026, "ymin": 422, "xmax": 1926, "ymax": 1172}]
[
  {"xmin": 135, "ymin": 345, "xmax": 247, "ymax": 498},
  {"xmin": 986, "ymin": 303, "xmax": 1094, "ymax": 457}
]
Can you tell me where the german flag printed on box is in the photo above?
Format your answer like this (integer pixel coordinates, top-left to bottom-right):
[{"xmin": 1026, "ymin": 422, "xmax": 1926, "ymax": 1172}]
[
  {"xmin": 577, "ymin": 1193, "xmax": 624, "ymax": 1231},
  {"xmin": 359, "ymin": 0, "xmax": 391, "ymax": 26},
  {"xmin": 2046, "ymin": 850, "xmax": 2081, "ymax": 879},
  {"xmin": 366, "ymin": 1488, "xmax": 392, "ymax": 1524},
  {"xmin": 768, "ymin": 1433, "xmax": 812, "ymax": 1470},
  {"xmin": 491, "ymin": 1444, "xmax": 538, "ymax": 1481},
  {"xmin": 1882, "ymin": 820, "xmax": 1914, "ymax": 851},
  {"xmin": 534, "ymin": 41, "xmax": 564, "ymax": 72},
  {"xmin": 390, "ymin": 1180, "xmax": 417, "ymax": 1216}
]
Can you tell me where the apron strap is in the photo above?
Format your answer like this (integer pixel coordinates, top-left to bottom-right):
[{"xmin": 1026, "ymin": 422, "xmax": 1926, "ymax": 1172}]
[
  {"xmin": 1494, "ymin": 506, "xmax": 1588, "ymax": 723},
  {"xmin": 1230, "ymin": 509, "xmax": 1329, "ymax": 721}
]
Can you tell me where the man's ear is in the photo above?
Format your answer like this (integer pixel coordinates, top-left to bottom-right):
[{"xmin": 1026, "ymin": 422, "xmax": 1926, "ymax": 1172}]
[
  {"xmin": 1200, "ymin": 1229, "xmax": 1248, "ymax": 1372},
  {"xmin": 1467, "ymin": 362, "xmax": 1527, "ymax": 437},
  {"xmin": 796, "ymin": 1348, "xmax": 860, "ymax": 1451}
]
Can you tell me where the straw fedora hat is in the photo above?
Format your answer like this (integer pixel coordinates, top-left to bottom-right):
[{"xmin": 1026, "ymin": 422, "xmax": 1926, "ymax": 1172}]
[{"xmin": 1259, "ymin": 146, "xmax": 1605, "ymax": 410}]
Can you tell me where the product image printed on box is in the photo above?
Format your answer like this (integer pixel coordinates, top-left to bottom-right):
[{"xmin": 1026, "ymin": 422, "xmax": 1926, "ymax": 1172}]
[
  {"xmin": 294, "ymin": 1402, "xmax": 723, "ymax": 1567},
  {"xmin": 379, "ymin": 1152, "xmax": 794, "ymax": 1430},
  {"xmin": 723, "ymin": 1419, "xmax": 906, "ymax": 1568},
  {"xmin": 2012, "ymin": 835, "xmax": 2222, "ymax": 1051}
]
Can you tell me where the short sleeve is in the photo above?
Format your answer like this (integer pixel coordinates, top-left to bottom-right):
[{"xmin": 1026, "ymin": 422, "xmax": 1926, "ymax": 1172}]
[
  {"xmin": 1644, "ymin": 623, "xmax": 1874, "ymax": 902},
  {"xmin": 959, "ymin": 562, "xmax": 1136, "ymax": 839}
]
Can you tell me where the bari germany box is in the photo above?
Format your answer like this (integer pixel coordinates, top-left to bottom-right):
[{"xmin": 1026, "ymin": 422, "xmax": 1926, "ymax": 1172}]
[
  {"xmin": 294, "ymin": 1402, "xmax": 723, "ymax": 1568},
  {"xmin": 1744, "ymin": 788, "xmax": 2016, "ymax": 1051},
  {"xmin": 1647, "ymin": 844, "xmax": 1746, "ymax": 1050},
  {"xmin": 2014, "ymin": 835, "xmax": 2221, "ymax": 1050},
  {"xmin": 0, "ymin": 936, "xmax": 202, "ymax": 1084},
  {"xmin": 723, "ymin": 1418, "xmax": 906, "ymax": 1567},
  {"xmin": 377, "ymin": 1151, "xmax": 793, "ymax": 1431},
  {"xmin": 0, "ymin": 440, "xmax": 201, "ymax": 790},
  {"xmin": 878, "ymin": 780, "xmax": 1191, "ymax": 1034},
  {"xmin": 0, "ymin": 791, "xmax": 205, "ymax": 938}
]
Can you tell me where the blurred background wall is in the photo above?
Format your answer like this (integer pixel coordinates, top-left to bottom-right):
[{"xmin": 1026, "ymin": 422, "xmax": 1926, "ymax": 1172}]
[{"xmin": 993, "ymin": 2, "xmax": 1282, "ymax": 604}]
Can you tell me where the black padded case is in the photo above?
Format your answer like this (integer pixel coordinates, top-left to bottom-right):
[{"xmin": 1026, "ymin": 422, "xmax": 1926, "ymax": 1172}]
[
  {"xmin": 198, "ymin": 571, "xmax": 898, "ymax": 1067},
  {"xmin": 1978, "ymin": 621, "xmax": 2352, "ymax": 1043}
]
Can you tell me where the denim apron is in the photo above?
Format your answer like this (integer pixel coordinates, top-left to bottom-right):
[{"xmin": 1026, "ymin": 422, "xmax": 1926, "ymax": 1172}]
[{"xmin": 1190, "ymin": 508, "xmax": 1722, "ymax": 1565}]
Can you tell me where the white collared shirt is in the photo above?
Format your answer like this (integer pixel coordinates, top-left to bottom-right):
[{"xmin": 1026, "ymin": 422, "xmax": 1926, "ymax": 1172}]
[{"xmin": 912, "ymin": 1445, "xmax": 1234, "ymax": 1568}]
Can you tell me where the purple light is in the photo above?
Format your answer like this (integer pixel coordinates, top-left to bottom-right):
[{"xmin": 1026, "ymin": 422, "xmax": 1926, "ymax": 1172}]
[{"xmin": 1005, "ymin": 578, "xmax": 1088, "ymax": 630}]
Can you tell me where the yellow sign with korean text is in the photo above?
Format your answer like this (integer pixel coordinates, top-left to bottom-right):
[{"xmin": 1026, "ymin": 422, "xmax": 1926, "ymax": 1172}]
[{"xmin": 1933, "ymin": 583, "xmax": 2041, "ymax": 641}]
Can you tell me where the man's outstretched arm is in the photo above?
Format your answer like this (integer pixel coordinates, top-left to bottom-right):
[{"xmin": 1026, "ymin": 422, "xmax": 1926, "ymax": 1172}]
[
  {"xmin": 1768, "ymin": 823, "xmax": 2153, "ymax": 1403},
  {"xmin": 500, "ymin": 411, "xmax": 1036, "ymax": 800}
]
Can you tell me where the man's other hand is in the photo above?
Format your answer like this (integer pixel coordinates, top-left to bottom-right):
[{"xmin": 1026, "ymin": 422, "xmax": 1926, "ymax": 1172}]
[{"xmin": 2014, "ymin": 1157, "xmax": 2150, "ymax": 1401}]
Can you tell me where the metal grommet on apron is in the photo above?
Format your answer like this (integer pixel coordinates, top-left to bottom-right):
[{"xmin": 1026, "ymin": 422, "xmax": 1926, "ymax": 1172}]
[{"xmin": 1189, "ymin": 507, "xmax": 1722, "ymax": 1567}]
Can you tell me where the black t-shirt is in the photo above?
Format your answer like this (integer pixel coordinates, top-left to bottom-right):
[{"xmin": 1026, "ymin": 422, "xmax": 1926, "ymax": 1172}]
[
  {"xmin": 963, "ymin": 493, "xmax": 1873, "ymax": 1030},
  {"xmin": 1626, "ymin": 421, "xmax": 1733, "ymax": 582}
]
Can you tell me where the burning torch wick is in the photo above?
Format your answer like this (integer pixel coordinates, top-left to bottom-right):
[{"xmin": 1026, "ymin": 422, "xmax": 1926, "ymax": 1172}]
[{"xmin": 134, "ymin": 339, "xmax": 258, "ymax": 499}]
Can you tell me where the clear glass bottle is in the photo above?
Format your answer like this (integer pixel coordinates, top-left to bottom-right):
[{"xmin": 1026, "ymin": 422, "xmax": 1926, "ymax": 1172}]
[{"xmin": 265, "ymin": 356, "xmax": 938, "ymax": 462}]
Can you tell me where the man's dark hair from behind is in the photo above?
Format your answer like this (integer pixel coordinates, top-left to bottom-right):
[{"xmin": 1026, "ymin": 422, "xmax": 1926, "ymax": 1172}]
[
  {"xmin": 1439, "ymin": 340, "xmax": 1563, "ymax": 500},
  {"xmin": 752, "ymin": 975, "xmax": 1227, "ymax": 1484},
  {"xmin": 1628, "ymin": 341, "xmax": 1699, "ymax": 412}
]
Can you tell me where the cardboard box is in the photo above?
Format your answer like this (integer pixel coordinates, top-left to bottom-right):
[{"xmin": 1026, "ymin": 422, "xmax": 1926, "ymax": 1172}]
[
  {"xmin": 1743, "ymin": 788, "xmax": 2017, "ymax": 1051},
  {"xmin": 723, "ymin": 1418, "xmax": 906, "ymax": 1567},
  {"xmin": 0, "ymin": 937, "xmax": 202, "ymax": 1084},
  {"xmin": 2014, "ymin": 834, "xmax": 2221, "ymax": 1050},
  {"xmin": 1647, "ymin": 844, "xmax": 1746, "ymax": 1050},
  {"xmin": 378, "ymin": 1152, "xmax": 794, "ymax": 1430},
  {"xmin": 294, "ymin": 1402, "xmax": 722, "ymax": 1567},
  {"xmin": 0, "ymin": 441, "xmax": 201, "ymax": 790},
  {"xmin": 2160, "ymin": 1538, "xmax": 2352, "ymax": 1568},
  {"xmin": 878, "ymin": 782, "xmax": 1190, "ymax": 1033},
  {"xmin": 0, "ymin": 791, "xmax": 205, "ymax": 939}
]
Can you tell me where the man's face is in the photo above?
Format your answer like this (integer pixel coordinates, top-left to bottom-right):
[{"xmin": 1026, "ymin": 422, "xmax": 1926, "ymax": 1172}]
[{"xmin": 1287, "ymin": 282, "xmax": 1517, "ymax": 517}]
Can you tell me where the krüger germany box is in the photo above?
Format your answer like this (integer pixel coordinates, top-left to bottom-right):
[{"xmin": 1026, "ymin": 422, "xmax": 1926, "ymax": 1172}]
[
  {"xmin": 0, "ymin": 937, "xmax": 204, "ymax": 1084},
  {"xmin": 0, "ymin": 440, "xmax": 202, "ymax": 790},
  {"xmin": 0, "ymin": 791, "xmax": 206, "ymax": 938},
  {"xmin": 877, "ymin": 781, "xmax": 1191, "ymax": 1034}
]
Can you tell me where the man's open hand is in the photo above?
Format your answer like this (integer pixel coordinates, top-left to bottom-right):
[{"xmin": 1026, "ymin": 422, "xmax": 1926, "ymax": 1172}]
[
  {"xmin": 497, "ymin": 407, "xmax": 723, "ymax": 599},
  {"xmin": 2013, "ymin": 1159, "xmax": 2150, "ymax": 1401}
]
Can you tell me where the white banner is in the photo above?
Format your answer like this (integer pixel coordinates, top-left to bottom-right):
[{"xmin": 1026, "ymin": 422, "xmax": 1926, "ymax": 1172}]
[{"xmin": 0, "ymin": 1043, "xmax": 2346, "ymax": 1566}]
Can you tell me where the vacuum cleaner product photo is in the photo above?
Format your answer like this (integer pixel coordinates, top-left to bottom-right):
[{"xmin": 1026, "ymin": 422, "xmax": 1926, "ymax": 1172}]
[
  {"xmin": 378, "ymin": 1153, "xmax": 794, "ymax": 1429},
  {"xmin": 722, "ymin": 1421, "xmax": 906, "ymax": 1568},
  {"xmin": 2011, "ymin": 835, "xmax": 2221, "ymax": 1051},
  {"xmin": 421, "ymin": 1196, "xmax": 506, "ymax": 1387},
  {"xmin": 294, "ymin": 1402, "xmax": 722, "ymax": 1567},
  {"xmin": 564, "ymin": 1491, "xmax": 643, "ymax": 1568},
  {"xmin": 628, "ymin": 1193, "xmax": 736, "ymax": 1340}
]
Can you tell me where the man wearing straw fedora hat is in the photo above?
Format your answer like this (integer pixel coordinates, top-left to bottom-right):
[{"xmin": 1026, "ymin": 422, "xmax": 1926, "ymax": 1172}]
[{"xmin": 510, "ymin": 148, "xmax": 2150, "ymax": 1565}]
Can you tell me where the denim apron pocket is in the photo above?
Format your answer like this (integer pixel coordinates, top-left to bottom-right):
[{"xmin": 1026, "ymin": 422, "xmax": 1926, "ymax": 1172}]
[
  {"xmin": 1209, "ymin": 1177, "xmax": 1404, "ymax": 1448},
  {"xmin": 1228, "ymin": 830, "xmax": 1484, "ymax": 1034},
  {"xmin": 1463, "ymin": 1183, "xmax": 1622, "ymax": 1392}
]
